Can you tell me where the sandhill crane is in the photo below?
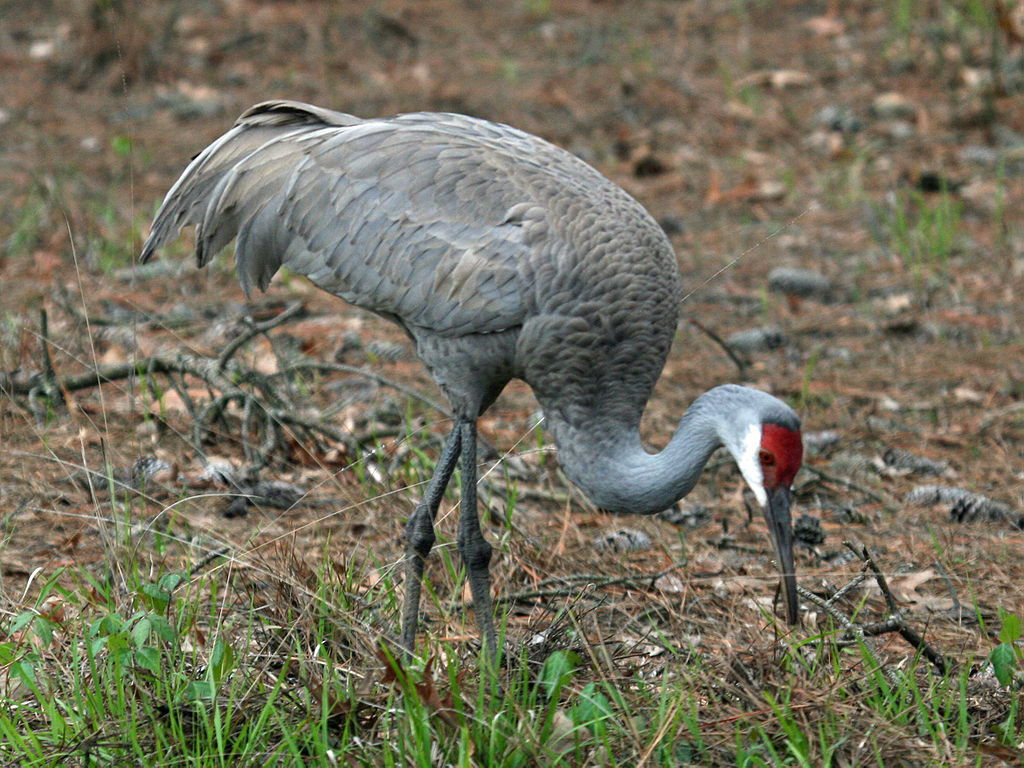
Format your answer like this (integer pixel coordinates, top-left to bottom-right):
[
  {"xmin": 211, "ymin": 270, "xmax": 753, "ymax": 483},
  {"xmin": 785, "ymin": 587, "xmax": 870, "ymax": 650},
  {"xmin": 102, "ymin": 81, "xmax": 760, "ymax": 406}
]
[{"xmin": 141, "ymin": 101, "xmax": 804, "ymax": 655}]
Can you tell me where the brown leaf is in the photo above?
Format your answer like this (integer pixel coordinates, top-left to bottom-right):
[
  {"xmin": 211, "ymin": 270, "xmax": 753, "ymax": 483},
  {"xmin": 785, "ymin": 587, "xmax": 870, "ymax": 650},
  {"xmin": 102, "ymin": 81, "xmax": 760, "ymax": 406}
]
[{"xmin": 890, "ymin": 569, "xmax": 936, "ymax": 603}]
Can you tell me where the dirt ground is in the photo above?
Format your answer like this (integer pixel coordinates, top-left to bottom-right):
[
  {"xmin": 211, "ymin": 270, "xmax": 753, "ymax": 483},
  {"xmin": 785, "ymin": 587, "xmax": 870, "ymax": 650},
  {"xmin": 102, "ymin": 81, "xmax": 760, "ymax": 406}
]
[{"xmin": 0, "ymin": 0, "xmax": 1023, "ymax": 760}]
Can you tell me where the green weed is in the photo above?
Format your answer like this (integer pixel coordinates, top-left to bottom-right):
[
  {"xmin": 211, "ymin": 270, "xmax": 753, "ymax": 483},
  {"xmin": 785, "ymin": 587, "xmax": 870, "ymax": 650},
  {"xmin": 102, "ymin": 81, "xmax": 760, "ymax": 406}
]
[{"xmin": 882, "ymin": 187, "xmax": 963, "ymax": 288}]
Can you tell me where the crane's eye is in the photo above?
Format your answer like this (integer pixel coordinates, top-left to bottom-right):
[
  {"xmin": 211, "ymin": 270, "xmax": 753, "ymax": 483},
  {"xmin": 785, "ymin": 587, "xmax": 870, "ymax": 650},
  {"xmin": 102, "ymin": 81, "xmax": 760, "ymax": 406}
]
[{"xmin": 759, "ymin": 450, "xmax": 775, "ymax": 466}]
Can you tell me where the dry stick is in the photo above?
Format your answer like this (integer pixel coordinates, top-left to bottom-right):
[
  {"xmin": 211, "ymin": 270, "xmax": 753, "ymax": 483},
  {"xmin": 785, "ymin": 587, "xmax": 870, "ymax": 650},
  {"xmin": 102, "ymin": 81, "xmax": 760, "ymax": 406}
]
[
  {"xmin": 688, "ymin": 318, "xmax": 748, "ymax": 378},
  {"xmin": 216, "ymin": 301, "xmax": 305, "ymax": 373},
  {"xmin": 3, "ymin": 352, "xmax": 449, "ymax": 424},
  {"xmin": 29, "ymin": 307, "xmax": 67, "ymax": 419},
  {"xmin": 846, "ymin": 540, "xmax": 952, "ymax": 675},
  {"xmin": 6, "ymin": 357, "xmax": 174, "ymax": 396},
  {"xmin": 826, "ymin": 570, "xmax": 870, "ymax": 607},
  {"xmin": 2, "ymin": 311, "xmax": 504, "ymax": 461},
  {"xmin": 795, "ymin": 583, "xmax": 900, "ymax": 687},
  {"xmin": 4, "ymin": 352, "xmax": 439, "ymax": 445},
  {"xmin": 495, "ymin": 564, "xmax": 682, "ymax": 605},
  {"xmin": 801, "ymin": 464, "xmax": 890, "ymax": 506},
  {"xmin": 799, "ymin": 541, "xmax": 952, "ymax": 679}
]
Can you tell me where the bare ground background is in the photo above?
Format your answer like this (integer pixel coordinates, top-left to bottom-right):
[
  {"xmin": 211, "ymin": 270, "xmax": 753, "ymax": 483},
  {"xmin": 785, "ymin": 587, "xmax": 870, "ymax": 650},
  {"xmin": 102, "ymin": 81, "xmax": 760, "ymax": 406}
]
[{"xmin": 0, "ymin": 0, "xmax": 1023, "ymax": 763}]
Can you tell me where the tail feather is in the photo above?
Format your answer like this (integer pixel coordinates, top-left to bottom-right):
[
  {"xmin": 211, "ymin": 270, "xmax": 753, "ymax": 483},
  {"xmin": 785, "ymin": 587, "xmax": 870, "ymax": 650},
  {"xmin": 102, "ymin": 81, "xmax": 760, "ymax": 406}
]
[{"xmin": 139, "ymin": 101, "xmax": 362, "ymax": 266}]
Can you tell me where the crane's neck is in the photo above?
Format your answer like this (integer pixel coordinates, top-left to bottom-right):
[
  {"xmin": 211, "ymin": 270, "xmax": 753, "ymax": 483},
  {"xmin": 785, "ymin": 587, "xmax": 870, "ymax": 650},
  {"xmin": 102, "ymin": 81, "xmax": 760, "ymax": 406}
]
[{"xmin": 549, "ymin": 386, "xmax": 746, "ymax": 515}]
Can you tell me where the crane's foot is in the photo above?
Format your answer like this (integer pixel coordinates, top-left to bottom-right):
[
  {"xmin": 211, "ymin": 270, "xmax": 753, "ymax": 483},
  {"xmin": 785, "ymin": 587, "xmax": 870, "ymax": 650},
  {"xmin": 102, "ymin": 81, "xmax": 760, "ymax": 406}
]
[{"xmin": 465, "ymin": 565, "xmax": 499, "ymax": 661}]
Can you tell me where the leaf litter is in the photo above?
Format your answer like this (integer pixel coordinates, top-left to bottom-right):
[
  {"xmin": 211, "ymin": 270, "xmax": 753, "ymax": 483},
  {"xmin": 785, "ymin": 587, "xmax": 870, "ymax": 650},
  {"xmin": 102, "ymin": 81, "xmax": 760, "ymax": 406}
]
[{"xmin": 1, "ymin": 0, "xmax": 1023, "ymax": 764}]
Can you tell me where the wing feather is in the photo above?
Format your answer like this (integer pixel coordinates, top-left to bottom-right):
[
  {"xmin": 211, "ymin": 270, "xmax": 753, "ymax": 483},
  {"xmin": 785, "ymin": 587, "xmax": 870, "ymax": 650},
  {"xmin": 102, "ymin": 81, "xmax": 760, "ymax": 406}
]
[{"xmin": 142, "ymin": 101, "xmax": 639, "ymax": 335}]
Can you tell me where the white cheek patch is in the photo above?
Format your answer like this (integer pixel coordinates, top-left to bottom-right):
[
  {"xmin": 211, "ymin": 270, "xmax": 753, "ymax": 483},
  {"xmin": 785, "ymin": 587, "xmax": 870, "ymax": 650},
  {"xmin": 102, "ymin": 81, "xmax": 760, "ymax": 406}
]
[{"xmin": 736, "ymin": 423, "xmax": 767, "ymax": 506}]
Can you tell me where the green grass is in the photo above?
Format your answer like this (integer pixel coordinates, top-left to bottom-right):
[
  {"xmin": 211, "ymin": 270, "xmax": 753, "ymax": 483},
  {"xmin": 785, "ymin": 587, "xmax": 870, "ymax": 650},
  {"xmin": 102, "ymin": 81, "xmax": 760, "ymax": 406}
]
[
  {"xmin": 881, "ymin": 187, "xmax": 963, "ymax": 289},
  {"xmin": 1, "ymin": 484, "xmax": 1019, "ymax": 767}
]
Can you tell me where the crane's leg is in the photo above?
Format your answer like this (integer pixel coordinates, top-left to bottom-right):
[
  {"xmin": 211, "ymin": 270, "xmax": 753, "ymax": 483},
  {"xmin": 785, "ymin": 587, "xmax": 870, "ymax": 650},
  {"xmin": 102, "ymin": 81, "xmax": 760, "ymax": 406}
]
[
  {"xmin": 400, "ymin": 422, "xmax": 462, "ymax": 654},
  {"xmin": 456, "ymin": 419, "xmax": 498, "ymax": 657}
]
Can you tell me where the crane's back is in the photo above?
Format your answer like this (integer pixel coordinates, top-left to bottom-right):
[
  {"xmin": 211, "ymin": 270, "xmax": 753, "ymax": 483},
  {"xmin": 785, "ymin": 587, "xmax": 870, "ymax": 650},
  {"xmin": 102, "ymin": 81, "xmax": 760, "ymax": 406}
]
[{"xmin": 142, "ymin": 101, "xmax": 682, "ymax": 431}]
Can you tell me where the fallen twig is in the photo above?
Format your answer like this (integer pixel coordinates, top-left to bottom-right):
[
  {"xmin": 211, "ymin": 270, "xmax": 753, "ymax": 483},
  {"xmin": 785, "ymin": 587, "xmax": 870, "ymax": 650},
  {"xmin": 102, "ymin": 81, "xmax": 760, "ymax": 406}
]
[
  {"xmin": 496, "ymin": 565, "xmax": 682, "ymax": 606},
  {"xmin": 796, "ymin": 584, "xmax": 901, "ymax": 687},
  {"xmin": 30, "ymin": 308, "xmax": 67, "ymax": 419},
  {"xmin": 799, "ymin": 541, "xmax": 952, "ymax": 679},
  {"xmin": 801, "ymin": 464, "xmax": 890, "ymax": 506},
  {"xmin": 689, "ymin": 319, "xmax": 748, "ymax": 378},
  {"xmin": 846, "ymin": 540, "xmax": 951, "ymax": 675},
  {"xmin": 3, "ymin": 348, "xmax": 451, "ymax": 467},
  {"xmin": 216, "ymin": 300, "xmax": 306, "ymax": 373}
]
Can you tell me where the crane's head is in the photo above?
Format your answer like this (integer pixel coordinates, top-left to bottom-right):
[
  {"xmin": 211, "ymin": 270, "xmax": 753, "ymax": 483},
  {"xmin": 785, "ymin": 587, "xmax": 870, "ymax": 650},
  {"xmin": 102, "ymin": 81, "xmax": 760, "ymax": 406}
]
[{"xmin": 719, "ymin": 387, "xmax": 803, "ymax": 624}]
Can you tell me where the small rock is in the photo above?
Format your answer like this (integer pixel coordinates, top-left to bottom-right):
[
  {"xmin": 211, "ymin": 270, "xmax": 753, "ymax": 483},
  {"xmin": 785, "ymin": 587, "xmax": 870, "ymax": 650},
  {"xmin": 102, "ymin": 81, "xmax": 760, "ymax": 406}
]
[
  {"xmin": 960, "ymin": 66, "xmax": 993, "ymax": 90},
  {"xmin": 29, "ymin": 40, "xmax": 55, "ymax": 61},
  {"xmin": 750, "ymin": 180, "xmax": 787, "ymax": 202},
  {"xmin": 768, "ymin": 267, "xmax": 831, "ymax": 299},
  {"xmin": 737, "ymin": 69, "xmax": 814, "ymax": 89},
  {"xmin": 882, "ymin": 120, "xmax": 915, "ymax": 140},
  {"xmin": 959, "ymin": 145, "xmax": 1001, "ymax": 165},
  {"xmin": 815, "ymin": 105, "xmax": 862, "ymax": 133},
  {"xmin": 875, "ymin": 292, "xmax": 914, "ymax": 315},
  {"xmin": 593, "ymin": 528, "xmax": 652, "ymax": 553},
  {"xmin": 804, "ymin": 129, "xmax": 846, "ymax": 158},
  {"xmin": 726, "ymin": 326, "xmax": 786, "ymax": 353},
  {"xmin": 993, "ymin": 124, "xmax": 1024, "ymax": 150},
  {"xmin": 658, "ymin": 215, "xmax": 686, "ymax": 236}
]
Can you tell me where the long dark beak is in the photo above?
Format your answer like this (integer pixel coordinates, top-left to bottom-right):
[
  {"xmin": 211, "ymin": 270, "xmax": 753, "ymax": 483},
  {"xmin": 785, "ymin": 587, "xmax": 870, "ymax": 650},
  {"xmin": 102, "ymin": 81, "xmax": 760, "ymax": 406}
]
[{"xmin": 763, "ymin": 485, "xmax": 798, "ymax": 624}]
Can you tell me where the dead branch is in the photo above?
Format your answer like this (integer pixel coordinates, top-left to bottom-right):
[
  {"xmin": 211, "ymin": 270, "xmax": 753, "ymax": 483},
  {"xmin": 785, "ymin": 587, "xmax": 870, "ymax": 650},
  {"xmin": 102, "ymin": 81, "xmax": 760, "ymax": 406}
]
[
  {"xmin": 689, "ymin": 319, "xmax": 748, "ymax": 377},
  {"xmin": 796, "ymin": 584, "xmax": 902, "ymax": 687},
  {"xmin": 216, "ymin": 301, "xmax": 305, "ymax": 373},
  {"xmin": 4, "ymin": 341, "xmax": 454, "ymax": 463},
  {"xmin": 845, "ymin": 540, "xmax": 952, "ymax": 675},
  {"xmin": 799, "ymin": 540, "xmax": 952, "ymax": 680},
  {"xmin": 29, "ymin": 307, "xmax": 66, "ymax": 419},
  {"xmin": 286, "ymin": 361, "xmax": 454, "ymax": 424},
  {"xmin": 801, "ymin": 464, "xmax": 891, "ymax": 506},
  {"xmin": 496, "ymin": 565, "xmax": 682, "ymax": 606}
]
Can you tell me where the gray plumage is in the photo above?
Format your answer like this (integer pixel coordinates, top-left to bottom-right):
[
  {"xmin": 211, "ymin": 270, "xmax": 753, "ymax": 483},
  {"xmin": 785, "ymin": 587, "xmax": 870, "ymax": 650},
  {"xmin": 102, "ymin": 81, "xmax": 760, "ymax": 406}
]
[{"xmin": 142, "ymin": 101, "xmax": 803, "ymax": 655}]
